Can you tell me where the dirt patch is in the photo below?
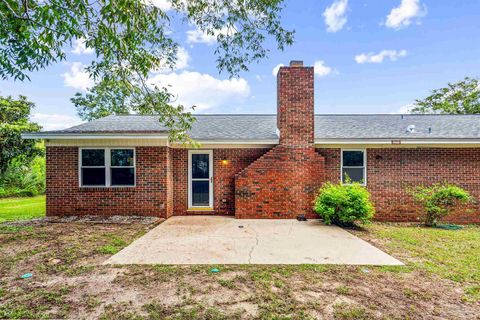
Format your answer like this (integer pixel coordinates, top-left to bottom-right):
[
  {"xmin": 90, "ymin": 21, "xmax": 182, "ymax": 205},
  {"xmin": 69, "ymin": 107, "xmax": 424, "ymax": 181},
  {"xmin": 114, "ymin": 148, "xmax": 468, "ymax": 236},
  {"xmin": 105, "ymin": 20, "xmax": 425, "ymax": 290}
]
[{"xmin": 0, "ymin": 222, "xmax": 479, "ymax": 319}]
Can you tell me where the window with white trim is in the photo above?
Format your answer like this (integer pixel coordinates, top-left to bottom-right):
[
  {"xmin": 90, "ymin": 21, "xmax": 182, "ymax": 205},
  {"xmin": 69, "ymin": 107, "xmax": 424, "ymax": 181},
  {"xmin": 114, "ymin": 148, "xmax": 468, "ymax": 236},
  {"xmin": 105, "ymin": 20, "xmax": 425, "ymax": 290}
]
[
  {"xmin": 80, "ymin": 148, "xmax": 135, "ymax": 187},
  {"xmin": 341, "ymin": 150, "xmax": 366, "ymax": 185}
]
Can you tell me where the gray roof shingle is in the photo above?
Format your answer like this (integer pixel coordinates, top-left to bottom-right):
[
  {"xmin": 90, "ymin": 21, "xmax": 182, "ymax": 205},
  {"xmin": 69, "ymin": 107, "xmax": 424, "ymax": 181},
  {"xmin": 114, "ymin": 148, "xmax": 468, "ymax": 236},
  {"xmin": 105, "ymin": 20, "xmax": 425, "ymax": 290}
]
[
  {"xmin": 38, "ymin": 114, "xmax": 480, "ymax": 140},
  {"xmin": 56, "ymin": 115, "xmax": 170, "ymax": 133},
  {"xmin": 314, "ymin": 114, "xmax": 480, "ymax": 139}
]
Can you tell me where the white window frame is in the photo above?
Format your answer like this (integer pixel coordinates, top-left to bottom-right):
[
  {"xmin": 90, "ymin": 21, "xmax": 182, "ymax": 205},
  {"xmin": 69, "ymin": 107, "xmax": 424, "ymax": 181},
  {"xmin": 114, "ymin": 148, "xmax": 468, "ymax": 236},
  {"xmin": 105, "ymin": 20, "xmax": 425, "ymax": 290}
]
[
  {"xmin": 79, "ymin": 147, "xmax": 136, "ymax": 187},
  {"xmin": 341, "ymin": 149, "xmax": 367, "ymax": 186},
  {"xmin": 188, "ymin": 150, "xmax": 213, "ymax": 209}
]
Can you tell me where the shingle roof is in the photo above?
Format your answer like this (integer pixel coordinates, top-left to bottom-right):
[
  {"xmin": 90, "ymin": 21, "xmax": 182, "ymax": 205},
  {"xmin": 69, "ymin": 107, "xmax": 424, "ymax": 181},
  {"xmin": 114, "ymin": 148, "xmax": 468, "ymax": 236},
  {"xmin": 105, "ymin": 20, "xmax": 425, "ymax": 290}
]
[
  {"xmin": 314, "ymin": 114, "xmax": 480, "ymax": 139},
  {"xmin": 36, "ymin": 114, "xmax": 480, "ymax": 140},
  {"xmin": 55, "ymin": 115, "xmax": 170, "ymax": 133}
]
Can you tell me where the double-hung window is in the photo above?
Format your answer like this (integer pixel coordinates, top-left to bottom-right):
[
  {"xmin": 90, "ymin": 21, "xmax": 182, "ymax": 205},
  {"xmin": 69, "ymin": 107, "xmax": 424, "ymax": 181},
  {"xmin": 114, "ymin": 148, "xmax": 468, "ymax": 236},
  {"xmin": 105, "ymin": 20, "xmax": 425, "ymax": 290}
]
[
  {"xmin": 341, "ymin": 149, "xmax": 366, "ymax": 185},
  {"xmin": 80, "ymin": 148, "xmax": 135, "ymax": 187}
]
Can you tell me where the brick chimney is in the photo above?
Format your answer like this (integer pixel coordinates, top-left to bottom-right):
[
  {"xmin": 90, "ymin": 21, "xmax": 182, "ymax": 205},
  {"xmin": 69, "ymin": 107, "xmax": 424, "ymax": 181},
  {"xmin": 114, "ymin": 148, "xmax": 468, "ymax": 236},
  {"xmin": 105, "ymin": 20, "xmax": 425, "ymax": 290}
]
[
  {"xmin": 235, "ymin": 60, "xmax": 325, "ymax": 219},
  {"xmin": 277, "ymin": 60, "xmax": 315, "ymax": 147}
]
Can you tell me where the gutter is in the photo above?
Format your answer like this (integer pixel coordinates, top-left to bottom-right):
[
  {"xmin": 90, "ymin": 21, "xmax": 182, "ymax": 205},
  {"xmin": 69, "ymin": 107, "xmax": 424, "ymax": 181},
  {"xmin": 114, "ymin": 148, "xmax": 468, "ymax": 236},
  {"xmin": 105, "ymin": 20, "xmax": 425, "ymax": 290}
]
[
  {"xmin": 21, "ymin": 133, "xmax": 480, "ymax": 145},
  {"xmin": 21, "ymin": 133, "xmax": 170, "ymax": 140},
  {"xmin": 314, "ymin": 138, "xmax": 480, "ymax": 145}
]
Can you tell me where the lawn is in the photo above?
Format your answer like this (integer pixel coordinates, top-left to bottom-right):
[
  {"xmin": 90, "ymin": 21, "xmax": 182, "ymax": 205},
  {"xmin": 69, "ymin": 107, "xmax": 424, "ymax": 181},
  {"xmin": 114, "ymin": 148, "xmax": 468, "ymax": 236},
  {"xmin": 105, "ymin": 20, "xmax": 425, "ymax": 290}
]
[
  {"xmin": 355, "ymin": 224, "xmax": 480, "ymax": 302},
  {"xmin": 0, "ymin": 196, "xmax": 46, "ymax": 223},
  {"xmin": 0, "ymin": 219, "xmax": 478, "ymax": 319}
]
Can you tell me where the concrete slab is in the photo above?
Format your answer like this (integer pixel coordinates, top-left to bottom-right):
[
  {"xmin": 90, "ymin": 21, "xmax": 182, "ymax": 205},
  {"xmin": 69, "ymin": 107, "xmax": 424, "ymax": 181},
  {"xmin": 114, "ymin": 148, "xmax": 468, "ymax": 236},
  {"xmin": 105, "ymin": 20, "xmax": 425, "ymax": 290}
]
[{"xmin": 105, "ymin": 216, "xmax": 403, "ymax": 265}]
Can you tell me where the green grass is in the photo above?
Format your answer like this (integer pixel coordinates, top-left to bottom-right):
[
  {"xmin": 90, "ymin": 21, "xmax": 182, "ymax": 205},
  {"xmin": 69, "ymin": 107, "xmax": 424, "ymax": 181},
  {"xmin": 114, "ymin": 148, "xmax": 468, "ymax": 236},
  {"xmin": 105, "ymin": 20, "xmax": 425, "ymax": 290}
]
[
  {"xmin": 369, "ymin": 224, "xmax": 480, "ymax": 301},
  {"xmin": 333, "ymin": 303, "xmax": 369, "ymax": 320},
  {"xmin": 97, "ymin": 235, "xmax": 128, "ymax": 255},
  {"xmin": 0, "ymin": 196, "xmax": 46, "ymax": 223}
]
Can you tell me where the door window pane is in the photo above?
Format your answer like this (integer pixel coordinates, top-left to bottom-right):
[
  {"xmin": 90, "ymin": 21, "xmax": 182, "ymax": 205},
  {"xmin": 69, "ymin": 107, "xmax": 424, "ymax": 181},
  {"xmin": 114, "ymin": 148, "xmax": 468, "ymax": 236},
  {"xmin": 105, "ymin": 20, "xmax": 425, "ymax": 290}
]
[
  {"xmin": 81, "ymin": 149, "xmax": 105, "ymax": 166},
  {"xmin": 192, "ymin": 154, "xmax": 209, "ymax": 179},
  {"xmin": 111, "ymin": 149, "xmax": 134, "ymax": 166},
  {"xmin": 82, "ymin": 168, "xmax": 106, "ymax": 186},
  {"xmin": 192, "ymin": 181, "xmax": 209, "ymax": 206},
  {"xmin": 342, "ymin": 151, "xmax": 364, "ymax": 167},
  {"xmin": 111, "ymin": 168, "xmax": 135, "ymax": 186},
  {"xmin": 342, "ymin": 168, "xmax": 364, "ymax": 184}
]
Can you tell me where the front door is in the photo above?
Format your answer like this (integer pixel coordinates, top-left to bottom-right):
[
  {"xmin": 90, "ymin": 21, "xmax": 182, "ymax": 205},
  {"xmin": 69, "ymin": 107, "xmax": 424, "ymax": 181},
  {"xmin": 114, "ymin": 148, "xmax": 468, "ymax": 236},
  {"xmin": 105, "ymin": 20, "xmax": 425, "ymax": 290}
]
[{"xmin": 188, "ymin": 150, "xmax": 213, "ymax": 209}]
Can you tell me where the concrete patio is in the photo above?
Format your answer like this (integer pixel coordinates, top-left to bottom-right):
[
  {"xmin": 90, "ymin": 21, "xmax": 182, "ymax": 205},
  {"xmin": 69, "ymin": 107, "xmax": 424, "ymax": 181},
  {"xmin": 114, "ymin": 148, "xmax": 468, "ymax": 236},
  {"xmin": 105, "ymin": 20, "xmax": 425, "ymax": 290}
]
[{"xmin": 105, "ymin": 216, "xmax": 403, "ymax": 265}]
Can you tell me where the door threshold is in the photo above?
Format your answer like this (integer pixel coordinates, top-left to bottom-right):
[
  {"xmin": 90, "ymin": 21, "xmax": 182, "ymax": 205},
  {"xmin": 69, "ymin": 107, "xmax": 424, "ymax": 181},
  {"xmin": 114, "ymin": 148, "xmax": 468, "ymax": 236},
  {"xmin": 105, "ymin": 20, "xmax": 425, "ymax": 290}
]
[{"xmin": 187, "ymin": 207, "xmax": 214, "ymax": 211}]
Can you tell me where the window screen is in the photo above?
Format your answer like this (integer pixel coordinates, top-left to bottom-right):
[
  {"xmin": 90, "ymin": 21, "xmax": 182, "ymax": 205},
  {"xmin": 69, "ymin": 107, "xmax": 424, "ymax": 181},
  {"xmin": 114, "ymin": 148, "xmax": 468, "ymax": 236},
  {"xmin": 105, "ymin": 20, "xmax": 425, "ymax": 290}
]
[
  {"xmin": 342, "ymin": 150, "xmax": 366, "ymax": 184},
  {"xmin": 81, "ymin": 149, "xmax": 106, "ymax": 186},
  {"xmin": 110, "ymin": 149, "xmax": 135, "ymax": 186},
  {"xmin": 80, "ymin": 148, "xmax": 135, "ymax": 187}
]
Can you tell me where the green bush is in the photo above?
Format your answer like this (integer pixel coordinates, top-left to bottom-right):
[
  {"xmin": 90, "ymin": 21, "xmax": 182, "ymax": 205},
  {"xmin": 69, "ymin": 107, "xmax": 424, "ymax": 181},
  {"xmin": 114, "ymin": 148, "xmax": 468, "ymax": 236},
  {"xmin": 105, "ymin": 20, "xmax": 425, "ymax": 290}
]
[
  {"xmin": 0, "ymin": 156, "xmax": 45, "ymax": 198},
  {"xmin": 313, "ymin": 181, "xmax": 375, "ymax": 226},
  {"xmin": 410, "ymin": 183, "xmax": 471, "ymax": 227}
]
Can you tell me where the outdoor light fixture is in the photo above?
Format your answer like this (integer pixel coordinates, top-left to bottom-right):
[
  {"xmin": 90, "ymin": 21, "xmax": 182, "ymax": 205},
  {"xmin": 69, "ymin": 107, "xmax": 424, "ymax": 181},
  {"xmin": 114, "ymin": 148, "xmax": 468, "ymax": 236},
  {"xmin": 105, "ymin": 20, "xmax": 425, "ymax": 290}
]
[{"xmin": 221, "ymin": 158, "xmax": 228, "ymax": 165}]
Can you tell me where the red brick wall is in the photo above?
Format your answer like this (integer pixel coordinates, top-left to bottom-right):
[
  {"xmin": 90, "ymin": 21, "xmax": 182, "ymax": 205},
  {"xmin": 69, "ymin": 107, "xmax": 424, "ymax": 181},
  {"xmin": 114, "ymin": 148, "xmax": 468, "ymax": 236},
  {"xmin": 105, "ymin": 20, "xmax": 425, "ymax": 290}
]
[
  {"xmin": 317, "ymin": 148, "xmax": 480, "ymax": 224},
  {"xmin": 166, "ymin": 148, "xmax": 174, "ymax": 218},
  {"xmin": 171, "ymin": 148, "xmax": 270, "ymax": 216},
  {"xmin": 235, "ymin": 146, "xmax": 325, "ymax": 219},
  {"xmin": 47, "ymin": 145, "xmax": 480, "ymax": 223},
  {"xmin": 46, "ymin": 146, "xmax": 169, "ymax": 217}
]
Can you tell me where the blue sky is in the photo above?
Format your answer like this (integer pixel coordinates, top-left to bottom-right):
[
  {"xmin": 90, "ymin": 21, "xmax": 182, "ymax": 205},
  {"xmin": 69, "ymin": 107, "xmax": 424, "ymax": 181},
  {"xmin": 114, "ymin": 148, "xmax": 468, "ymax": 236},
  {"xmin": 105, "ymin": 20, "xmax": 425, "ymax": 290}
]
[{"xmin": 2, "ymin": 0, "xmax": 480, "ymax": 130}]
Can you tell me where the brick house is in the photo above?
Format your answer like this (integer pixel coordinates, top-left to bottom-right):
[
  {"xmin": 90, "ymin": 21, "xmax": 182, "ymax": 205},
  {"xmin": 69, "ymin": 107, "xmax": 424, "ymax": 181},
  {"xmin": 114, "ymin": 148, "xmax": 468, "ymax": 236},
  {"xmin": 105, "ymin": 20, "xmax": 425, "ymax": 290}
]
[{"xmin": 24, "ymin": 61, "xmax": 480, "ymax": 223}]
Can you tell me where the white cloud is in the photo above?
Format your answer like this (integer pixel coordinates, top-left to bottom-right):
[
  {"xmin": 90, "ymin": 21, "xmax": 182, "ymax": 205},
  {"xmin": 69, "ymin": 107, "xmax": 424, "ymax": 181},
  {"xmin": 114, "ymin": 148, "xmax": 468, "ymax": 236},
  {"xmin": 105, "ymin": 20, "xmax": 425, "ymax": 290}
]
[
  {"xmin": 385, "ymin": 0, "xmax": 427, "ymax": 30},
  {"xmin": 175, "ymin": 47, "xmax": 190, "ymax": 70},
  {"xmin": 71, "ymin": 38, "xmax": 94, "ymax": 55},
  {"xmin": 61, "ymin": 62, "xmax": 93, "ymax": 91},
  {"xmin": 144, "ymin": 0, "xmax": 171, "ymax": 11},
  {"xmin": 314, "ymin": 60, "xmax": 333, "ymax": 77},
  {"xmin": 186, "ymin": 28, "xmax": 216, "ymax": 45},
  {"xmin": 151, "ymin": 47, "xmax": 190, "ymax": 74},
  {"xmin": 149, "ymin": 71, "xmax": 250, "ymax": 111},
  {"xmin": 323, "ymin": 0, "xmax": 349, "ymax": 33},
  {"xmin": 272, "ymin": 61, "xmax": 334, "ymax": 77},
  {"xmin": 272, "ymin": 63, "xmax": 284, "ymax": 77},
  {"xmin": 31, "ymin": 113, "xmax": 83, "ymax": 131},
  {"xmin": 255, "ymin": 75, "xmax": 262, "ymax": 82},
  {"xmin": 355, "ymin": 49, "xmax": 407, "ymax": 64},
  {"xmin": 393, "ymin": 104, "xmax": 414, "ymax": 114},
  {"xmin": 186, "ymin": 26, "xmax": 233, "ymax": 45}
]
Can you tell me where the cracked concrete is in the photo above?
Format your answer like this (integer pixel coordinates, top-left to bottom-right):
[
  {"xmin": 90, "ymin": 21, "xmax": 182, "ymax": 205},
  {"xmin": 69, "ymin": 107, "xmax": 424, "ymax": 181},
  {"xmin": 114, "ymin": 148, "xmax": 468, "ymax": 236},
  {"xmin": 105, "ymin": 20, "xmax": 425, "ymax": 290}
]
[
  {"xmin": 247, "ymin": 224, "xmax": 260, "ymax": 264},
  {"xmin": 105, "ymin": 216, "xmax": 403, "ymax": 265}
]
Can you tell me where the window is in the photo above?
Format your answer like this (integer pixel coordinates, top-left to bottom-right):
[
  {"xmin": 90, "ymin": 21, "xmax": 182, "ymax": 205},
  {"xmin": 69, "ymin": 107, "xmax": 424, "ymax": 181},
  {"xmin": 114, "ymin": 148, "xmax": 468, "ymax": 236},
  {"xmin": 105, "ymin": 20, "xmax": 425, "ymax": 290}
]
[
  {"xmin": 80, "ymin": 148, "xmax": 135, "ymax": 187},
  {"xmin": 110, "ymin": 149, "xmax": 135, "ymax": 186},
  {"xmin": 80, "ymin": 149, "xmax": 106, "ymax": 186},
  {"xmin": 341, "ymin": 150, "xmax": 366, "ymax": 185}
]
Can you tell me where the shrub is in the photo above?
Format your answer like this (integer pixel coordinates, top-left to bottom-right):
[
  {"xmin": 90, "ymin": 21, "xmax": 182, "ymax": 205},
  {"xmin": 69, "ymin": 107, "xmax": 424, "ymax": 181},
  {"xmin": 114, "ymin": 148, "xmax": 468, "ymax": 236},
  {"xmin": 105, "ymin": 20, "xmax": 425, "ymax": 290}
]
[
  {"xmin": 0, "ymin": 156, "xmax": 45, "ymax": 197},
  {"xmin": 411, "ymin": 183, "xmax": 471, "ymax": 227},
  {"xmin": 313, "ymin": 181, "xmax": 375, "ymax": 226}
]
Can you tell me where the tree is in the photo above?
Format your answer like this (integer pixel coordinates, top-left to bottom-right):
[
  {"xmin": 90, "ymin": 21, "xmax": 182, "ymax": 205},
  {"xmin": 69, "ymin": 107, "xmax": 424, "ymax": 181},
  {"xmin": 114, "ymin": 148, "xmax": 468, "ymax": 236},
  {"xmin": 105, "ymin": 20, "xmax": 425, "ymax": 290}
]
[
  {"xmin": 411, "ymin": 77, "xmax": 480, "ymax": 114},
  {"xmin": 0, "ymin": 0, "xmax": 294, "ymax": 142},
  {"xmin": 0, "ymin": 95, "xmax": 42, "ymax": 174}
]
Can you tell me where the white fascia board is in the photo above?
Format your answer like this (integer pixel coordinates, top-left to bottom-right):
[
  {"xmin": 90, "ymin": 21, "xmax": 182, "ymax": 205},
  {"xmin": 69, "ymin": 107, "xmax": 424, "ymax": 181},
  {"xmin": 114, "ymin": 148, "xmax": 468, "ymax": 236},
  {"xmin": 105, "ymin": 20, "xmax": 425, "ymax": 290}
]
[
  {"xmin": 169, "ymin": 139, "xmax": 279, "ymax": 148},
  {"xmin": 399, "ymin": 139, "xmax": 480, "ymax": 144},
  {"xmin": 195, "ymin": 139, "xmax": 279, "ymax": 145},
  {"xmin": 315, "ymin": 139, "xmax": 393, "ymax": 145},
  {"xmin": 21, "ymin": 133, "xmax": 169, "ymax": 140},
  {"xmin": 315, "ymin": 138, "xmax": 480, "ymax": 145}
]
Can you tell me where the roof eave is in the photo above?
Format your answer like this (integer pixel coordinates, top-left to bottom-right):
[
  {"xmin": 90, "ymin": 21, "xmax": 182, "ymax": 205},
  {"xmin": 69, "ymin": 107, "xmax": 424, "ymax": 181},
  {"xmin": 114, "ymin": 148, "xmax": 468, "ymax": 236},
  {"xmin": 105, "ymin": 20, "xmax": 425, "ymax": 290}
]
[
  {"xmin": 315, "ymin": 138, "xmax": 480, "ymax": 144},
  {"xmin": 21, "ymin": 133, "xmax": 169, "ymax": 140}
]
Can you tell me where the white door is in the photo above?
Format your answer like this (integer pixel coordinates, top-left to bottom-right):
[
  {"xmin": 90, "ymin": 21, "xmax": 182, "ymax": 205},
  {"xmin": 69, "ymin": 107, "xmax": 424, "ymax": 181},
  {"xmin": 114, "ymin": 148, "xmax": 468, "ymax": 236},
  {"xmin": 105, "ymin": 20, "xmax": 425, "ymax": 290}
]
[{"xmin": 188, "ymin": 150, "xmax": 213, "ymax": 209}]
